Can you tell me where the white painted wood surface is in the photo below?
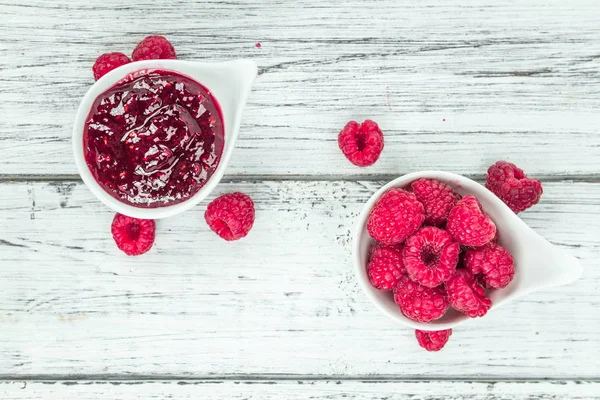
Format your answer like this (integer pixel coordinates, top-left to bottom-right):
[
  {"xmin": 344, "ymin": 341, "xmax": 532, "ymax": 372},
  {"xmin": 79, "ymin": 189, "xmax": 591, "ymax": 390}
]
[
  {"xmin": 2, "ymin": 380, "xmax": 600, "ymax": 400},
  {"xmin": 0, "ymin": 0, "xmax": 599, "ymax": 176},
  {"xmin": 1, "ymin": 0, "xmax": 599, "ymax": 398},
  {"xmin": 0, "ymin": 181, "xmax": 598, "ymax": 378}
]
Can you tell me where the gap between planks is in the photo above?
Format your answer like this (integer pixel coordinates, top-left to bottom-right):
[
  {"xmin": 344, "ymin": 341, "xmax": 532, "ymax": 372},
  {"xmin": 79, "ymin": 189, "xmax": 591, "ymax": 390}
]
[
  {"xmin": 1, "ymin": 174, "xmax": 600, "ymax": 184},
  {"xmin": 0, "ymin": 375, "xmax": 599, "ymax": 383}
]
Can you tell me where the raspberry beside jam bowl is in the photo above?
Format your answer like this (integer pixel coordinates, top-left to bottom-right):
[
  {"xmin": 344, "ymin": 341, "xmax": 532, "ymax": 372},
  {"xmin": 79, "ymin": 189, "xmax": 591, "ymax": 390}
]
[{"xmin": 83, "ymin": 69, "xmax": 224, "ymax": 208}]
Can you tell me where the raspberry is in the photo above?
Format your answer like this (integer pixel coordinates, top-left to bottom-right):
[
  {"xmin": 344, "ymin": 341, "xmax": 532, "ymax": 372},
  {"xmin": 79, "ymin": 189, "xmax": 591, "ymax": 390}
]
[
  {"xmin": 205, "ymin": 192, "xmax": 255, "ymax": 241},
  {"xmin": 92, "ymin": 52, "xmax": 131, "ymax": 80},
  {"xmin": 403, "ymin": 227, "xmax": 459, "ymax": 288},
  {"xmin": 111, "ymin": 213, "xmax": 155, "ymax": 256},
  {"xmin": 415, "ymin": 329, "xmax": 452, "ymax": 351},
  {"xmin": 367, "ymin": 243, "xmax": 406, "ymax": 290},
  {"xmin": 446, "ymin": 195, "xmax": 496, "ymax": 247},
  {"xmin": 393, "ymin": 275, "xmax": 448, "ymax": 323},
  {"xmin": 464, "ymin": 242, "xmax": 515, "ymax": 289},
  {"xmin": 132, "ymin": 35, "xmax": 177, "ymax": 61},
  {"xmin": 410, "ymin": 179, "xmax": 461, "ymax": 226},
  {"xmin": 338, "ymin": 120, "xmax": 384, "ymax": 167},
  {"xmin": 367, "ymin": 188, "xmax": 425, "ymax": 245},
  {"xmin": 486, "ymin": 161, "xmax": 543, "ymax": 213},
  {"xmin": 445, "ymin": 269, "xmax": 492, "ymax": 318}
]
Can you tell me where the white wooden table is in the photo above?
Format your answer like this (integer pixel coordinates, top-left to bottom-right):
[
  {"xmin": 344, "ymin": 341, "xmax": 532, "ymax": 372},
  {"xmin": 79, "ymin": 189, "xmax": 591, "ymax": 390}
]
[{"xmin": 1, "ymin": 1, "xmax": 599, "ymax": 398}]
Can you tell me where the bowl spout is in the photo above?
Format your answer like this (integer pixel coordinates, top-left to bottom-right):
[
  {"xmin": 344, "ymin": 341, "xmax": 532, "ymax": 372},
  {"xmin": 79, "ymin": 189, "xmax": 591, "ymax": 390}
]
[
  {"xmin": 516, "ymin": 232, "xmax": 584, "ymax": 292},
  {"xmin": 183, "ymin": 59, "xmax": 258, "ymax": 150}
]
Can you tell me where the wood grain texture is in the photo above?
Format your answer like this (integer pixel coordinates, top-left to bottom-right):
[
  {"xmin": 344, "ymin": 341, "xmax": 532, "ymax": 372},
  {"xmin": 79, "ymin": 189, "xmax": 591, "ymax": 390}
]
[
  {"xmin": 1, "ymin": 1, "xmax": 600, "ymax": 396},
  {"xmin": 1, "ymin": 0, "xmax": 600, "ymax": 176},
  {"xmin": 2, "ymin": 380, "xmax": 600, "ymax": 400},
  {"xmin": 0, "ymin": 180, "xmax": 598, "ymax": 378}
]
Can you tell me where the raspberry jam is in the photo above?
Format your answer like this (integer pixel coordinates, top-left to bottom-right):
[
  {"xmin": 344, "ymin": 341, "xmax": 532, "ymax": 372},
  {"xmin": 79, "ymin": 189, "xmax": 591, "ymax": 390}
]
[{"xmin": 84, "ymin": 69, "xmax": 224, "ymax": 207}]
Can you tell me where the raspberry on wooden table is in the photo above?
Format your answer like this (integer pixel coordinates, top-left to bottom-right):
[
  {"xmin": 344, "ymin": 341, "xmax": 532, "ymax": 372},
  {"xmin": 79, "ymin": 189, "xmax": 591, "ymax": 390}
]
[
  {"xmin": 132, "ymin": 35, "xmax": 177, "ymax": 61},
  {"xmin": 446, "ymin": 195, "xmax": 496, "ymax": 247},
  {"xmin": 393, "ymin": 275, "xmax": 449, "ymax": 323},
  {"xmin": 415, "ymin": 329, "xmax": 452, "ymax": 351},
  {"xmin": 445, "ymin": 269, "xmax": 492, "ymax": 318},
  {"xmin": 205, "ymin": 192, "xmax": 255, "ymax": 241},
  {"xmin": 403, "ymin": 226, "xmax": 459, "ymax": 288},
  {"xmin": 464, "ymin": 242, "xmax": 515, "ymax": 289},
  {"xmin": 367, "ymin": 243, "xmax": 406, "ymax": 291},
  {"xmin": 338, "ymin": 120, "xmax": 384, "ymax": 167},
  {"xmin": 410, "ymin": 178, "xmax": 461, "ymax": 226},
  {"xmin": 92, "ymin": 52, "xmax": 131, "ymax": 80},
  {"xmin": 486, "ymin": 161, "xmax": 543, "ymax": 213},
  {"xmin": 111, "ymin": 213, "xmax": 156, "ymax": 256},
  {"xmin": 367, "ymin": 188, "xmax": 425, "ymax": 245}
]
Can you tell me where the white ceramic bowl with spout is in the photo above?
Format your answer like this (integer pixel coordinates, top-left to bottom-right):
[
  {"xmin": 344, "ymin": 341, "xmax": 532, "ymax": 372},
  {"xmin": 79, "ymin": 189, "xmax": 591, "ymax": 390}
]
[
  {"xmin": 72, "ymin": 59, "xmax": 257, "ymax": 219},
  {"xmin": 353, "ymin": 171, "xmax": 584, "ymax": 330}
]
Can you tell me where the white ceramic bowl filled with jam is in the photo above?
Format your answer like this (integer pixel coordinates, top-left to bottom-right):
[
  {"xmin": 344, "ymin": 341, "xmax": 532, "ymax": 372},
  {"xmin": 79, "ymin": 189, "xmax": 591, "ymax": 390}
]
[{"xmin": 73, "ymin": 59, "xmax": 257, "ymax": 219}]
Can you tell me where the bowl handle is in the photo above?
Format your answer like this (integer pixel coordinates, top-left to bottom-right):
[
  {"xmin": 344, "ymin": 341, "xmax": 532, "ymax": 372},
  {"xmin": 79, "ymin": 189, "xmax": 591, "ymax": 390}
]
[
  {"xmin": 519, "ymin": 234, "xmax": 584, "ymax": 291},
  {"xmin": 544, "ymin": 247, "xmax": 584, "ymax": 287}
]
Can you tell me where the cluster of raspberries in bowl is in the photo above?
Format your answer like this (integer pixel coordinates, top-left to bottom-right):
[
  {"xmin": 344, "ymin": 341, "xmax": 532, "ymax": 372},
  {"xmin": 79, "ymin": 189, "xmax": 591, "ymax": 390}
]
[{"xmin": 355, "ymin": 162, "xmax": 543, "ymax": 351}]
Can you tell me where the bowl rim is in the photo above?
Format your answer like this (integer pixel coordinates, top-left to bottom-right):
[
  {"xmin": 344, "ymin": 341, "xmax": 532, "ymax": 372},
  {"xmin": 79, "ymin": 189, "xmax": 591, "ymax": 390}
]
[{"xmin": 72, "ymin": 59, "xmax": 256, "ymax": 219}]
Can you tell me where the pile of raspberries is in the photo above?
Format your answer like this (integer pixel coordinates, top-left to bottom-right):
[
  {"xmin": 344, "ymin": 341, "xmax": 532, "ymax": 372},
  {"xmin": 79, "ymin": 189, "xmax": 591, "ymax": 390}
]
[
  {"xmin": 91, "ymin": 36, "xmax": 256, "ymax": 255},
  {"xmin": 339, "ymin": 120, "xmax": 543, "ymax": 351},
  {"xmin": 365, "ymin": 166, "xmax": 542, "ymax": 351}
]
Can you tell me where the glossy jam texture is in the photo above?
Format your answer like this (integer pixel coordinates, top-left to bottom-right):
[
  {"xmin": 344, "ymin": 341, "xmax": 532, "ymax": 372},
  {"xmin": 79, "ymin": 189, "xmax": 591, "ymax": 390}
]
[{"xmin": 84, "ymin": 69, "xmax": 224, "ymax": 207}]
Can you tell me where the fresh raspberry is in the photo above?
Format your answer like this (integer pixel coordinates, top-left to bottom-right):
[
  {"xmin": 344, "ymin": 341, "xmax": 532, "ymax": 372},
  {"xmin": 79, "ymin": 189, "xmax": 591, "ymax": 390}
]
[
  {"xmin": 410, "ymin": 179, "xmax": 461, "ymax": 226},
  {"xmin": 338, "ymin": 120, "xmax": 384, "ymax": 167},
  {"xmin": 415, "ymin": 329, "xmax": 452, "ymax": 351},
  {"xmin": 403, "ymin": 227, "xmax": 459, "ymax": 288},
  {"xmin": 92, "ymin": 52, "xmax": 131, "ymax": 80},
  {"xmin": 205, "ymin": 192, "xmax": 255, "ymax": 241},
  {"xmin": 393, "ymin": 275, "xmax": 449, "ymax": 323},
  {"xmin": 486, "ymin": 161, "xmax": 543, "ymax": 213},
  {"xmin": 445, "ymin": 269, "xmax": 492, "ymax": 318},
  {"xmin": 111, "ymin": 213, "xmax": 155, "ymax": 256},
  {"xmin": 367, "ymin": 243, "xmax": 406, "ymax": 290},
  {"xmin": 367, "ymin": 188, "xmax": 425, "ymax": 245},
  {"xmin": 464, "ymin": 242, "xmax": 515, "ymax": 289},
  {"xmin": 132, "ymin": 35, "xmax": 177, "ymax": 61},
  {"xmin": 446, "ymin": 195, "xmax": 496, "ymax": 247}
]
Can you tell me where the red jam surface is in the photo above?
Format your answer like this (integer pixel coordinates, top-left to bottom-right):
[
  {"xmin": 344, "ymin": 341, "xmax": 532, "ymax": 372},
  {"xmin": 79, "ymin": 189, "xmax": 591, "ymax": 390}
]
[{"xmin": 84, "ymin": 69, "xmax": 224, "ymax": 207}]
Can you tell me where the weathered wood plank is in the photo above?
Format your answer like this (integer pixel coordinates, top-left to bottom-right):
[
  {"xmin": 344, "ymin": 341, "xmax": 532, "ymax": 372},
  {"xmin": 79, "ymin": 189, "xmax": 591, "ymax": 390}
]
[
  {"xmin": 2, "ymin": 380, "xmax": 599, "ymax": 400},
  {"xmin": 0, "ymin": 180, "xmax": 598, "ymax": 377},
  {"xmin": 0, "ymin": 0, "xmax": 599, "ymax": 176}
]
